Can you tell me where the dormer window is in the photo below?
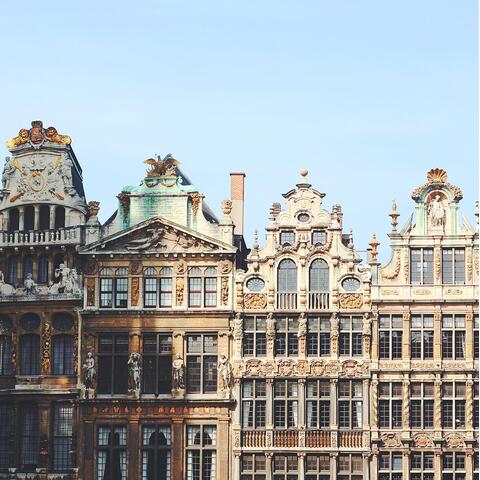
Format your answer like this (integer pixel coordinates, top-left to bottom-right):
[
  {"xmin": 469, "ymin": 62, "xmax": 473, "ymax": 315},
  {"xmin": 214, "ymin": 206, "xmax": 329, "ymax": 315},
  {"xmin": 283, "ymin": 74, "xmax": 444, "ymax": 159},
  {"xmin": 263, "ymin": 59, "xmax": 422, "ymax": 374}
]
[
  {"xmin": 280, "ymin": 231, "xmax": 295, "ymax": 246},
  {"xmin": 312, "ymin": 230, "xmax": 327, "ymax": 246}
]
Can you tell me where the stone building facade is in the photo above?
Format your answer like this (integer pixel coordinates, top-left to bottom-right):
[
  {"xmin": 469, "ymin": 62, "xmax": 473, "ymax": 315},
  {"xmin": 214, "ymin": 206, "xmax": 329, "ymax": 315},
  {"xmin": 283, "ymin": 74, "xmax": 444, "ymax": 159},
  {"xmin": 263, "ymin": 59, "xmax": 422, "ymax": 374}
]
[{"xmin": 0, "ymin": 122, "xmax": 477, "ymax": 480}]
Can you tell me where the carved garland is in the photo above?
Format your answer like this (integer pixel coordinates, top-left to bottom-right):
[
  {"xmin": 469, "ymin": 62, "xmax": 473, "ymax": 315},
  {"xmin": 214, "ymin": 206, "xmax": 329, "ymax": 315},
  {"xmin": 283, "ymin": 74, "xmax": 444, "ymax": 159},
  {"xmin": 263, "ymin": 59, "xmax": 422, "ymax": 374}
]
[
  {"xmin": 221, "ymin": 277, "xmax": 229, "ymax": 306},
  {"xmin": 131, "ymin": 278, "xmax": 140, "ymax": 306},
  {"xmin": 41, "ymin": 320, "xmax": 52, "ymax": 374},
  {"xmin": 176, "ymin": 277, "xmax": 184, "ymax": 306}
]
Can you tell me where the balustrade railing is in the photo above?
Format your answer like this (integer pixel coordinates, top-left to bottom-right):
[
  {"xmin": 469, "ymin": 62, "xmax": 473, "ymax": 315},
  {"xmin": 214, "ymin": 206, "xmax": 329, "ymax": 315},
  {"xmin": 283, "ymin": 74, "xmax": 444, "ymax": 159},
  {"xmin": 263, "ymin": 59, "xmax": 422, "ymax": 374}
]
[
  {"xmin": 276, "ymin": 292, "xmax": 298, "ymax": 310},
  {"xmin": 308, "ymin": 292, "xmax": 330, "ymax": 309},
  {"xmin": 338, "ymin": 431, "xmax": 363, "ymax": 448},
  {"xmin": 0, "ymin": 226, "xmax": 83, "ymax": 246}
]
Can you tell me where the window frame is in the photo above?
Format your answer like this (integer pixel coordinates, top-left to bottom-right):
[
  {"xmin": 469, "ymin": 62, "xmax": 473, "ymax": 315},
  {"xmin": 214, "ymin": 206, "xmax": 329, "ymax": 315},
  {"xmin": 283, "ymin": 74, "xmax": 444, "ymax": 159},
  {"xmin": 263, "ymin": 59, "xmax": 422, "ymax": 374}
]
[
  {"xmin": 442, "ymin": 247, "xmax": 465, "ymax": 285},
  {"xmin": 442, "ymin": 381, "xmax": 466, "ymax": 430},
  {"xmin": 185, "ymin": 424, "xmax": 217, "ymax": 480},
  {"xmin": 339, "ymin": 316, "xmax": 363, "ymax": 357},
  {"xmin": 52, "ymin": 403, "xmax": 73, "ymax": 472},
  {"xmin": 338, "ymin": 380, "xmax": 363, "ymax": 429},
  {"xmin": 307, "ymin": 317, "xmax": 330, "ymax": 357},
  {"xmin": 378, "ymin": 314, "xmax": 403, "ymax": 360},
  {"xmin": 241, "ymin": 379, "xmax": 267, "ymax": 429},
  {"xmin": 96, "ymin": 424, "xmax": 127, "ymax": 480},
  {"xmin": 410, "ymin": 314, "xmax": 434, "ymax": 360},
  {"xmin": 410, "ymin": 248, "xmax": 434, "ymax": 285},
  {"xmin": 306, "ymin": 379, "xmax": 331, "ymax": 429},
  {"xmin": 275, "ymin": 317, "xmax": 299, "ymax": 357},
  {"xmin": 52, "ymin": 334, "xmax": 74, "ymax": 375},
  {"xmin": 410, "ymin": 382, "xmax": 434, "ymax": 430},
  {"xmin": 273, "ymin": 379, "xmax": 298, "ymax": 429},
  {"xmin": 441, "ymin": 314, "xmax": 466, "ymax": 360},
  {"xmin": 242, "ymin": 316, "xmax": 267, "ymax": 357},
  {"xmin": 142, "ymin": 334, "xmax": 173, "ymax": 395},
  {"xmin": 186, "ymin": 334, "xmax": 218, "ymax": 394},
  {"xmin": 97, "ymin": 334, "xmax": 129, "ymax": 395},
  {"xmin": 378, "ymin": 382, "xmax": 402, "ymax": 429},
  {"xmin": 141, "ymin": 424, "xmax": 171, "ymax": 480}
]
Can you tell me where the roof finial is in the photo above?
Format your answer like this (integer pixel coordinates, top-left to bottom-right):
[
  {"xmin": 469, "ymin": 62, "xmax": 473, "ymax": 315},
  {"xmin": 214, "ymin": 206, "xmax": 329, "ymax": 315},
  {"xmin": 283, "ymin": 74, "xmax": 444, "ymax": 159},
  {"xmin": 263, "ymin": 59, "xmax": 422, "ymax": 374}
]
[
  {"xmin": 297, "ymin": 167, "xmax": 310, "ymax": 186},
  {"xmin": 389, "ymin": 199, "xmax": 400, "ymax": 231},
  {"xmin": 369, "ymin": 233, "xmax": 380, "ymax": 263}
]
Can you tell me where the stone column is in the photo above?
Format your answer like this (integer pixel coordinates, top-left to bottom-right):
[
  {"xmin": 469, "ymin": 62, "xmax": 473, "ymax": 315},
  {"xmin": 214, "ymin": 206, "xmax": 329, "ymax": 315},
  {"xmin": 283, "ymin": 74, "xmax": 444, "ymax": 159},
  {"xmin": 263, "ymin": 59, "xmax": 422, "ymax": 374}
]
[
  {"xmin": 370, "ymin": 451, "xmax": 378, "ymax": 480},
  {"xmin": 402, "ymin": 449, "xmax": 410, "ymax": 480},
  {"xmin": 434, "ymin": 450, "xmax": 442, "ymax": 479},
  {"xmin": 18, "ymin": 206, "xmax": 24, "ymax": 231},
  {"xmin": 232, "ymin": 378, "xmax": 241, "ymax": 425},
  {"xmin": 330, "ymin": 313, "xmax": 339, "ymax": 359},
  {"xmin": 434, "ymin": 377, "xmax": 442, "ymax": 439},
  {"xmin": 37, "ymin": 400, "xmax": 51, "ymax": 472},
  {"xmin": 466, "ymin": 377, "xmax": 474, "ymax": 433},
  {"xmin": 371, "ymin": 377, "xmax": 378, "ymax": 433},
  {"xmin": 298, "ymin": 452, "xmax": 305, "ymax": 478},
  {"xmin": 402, "ymin": 310, "xmax": 410, "ymax": 363},
  {"xmin": 363, "ymin": 452, "xmax": 370, "ymax": 479},
  {"xmin": 233, "ymin": 452, "xmax": 241, "ymax": 480},
  {"xmin": 465, "ymin": 449, "xmax": 473, "ymax": 480},
  {"xmin": 402, "ymin": 377, "xmax": 410, "ymax": 437},
  {"xmin": 371, "ymin": 313, "xmax": 379, "ymax": 361},
  {"xmin": 433, "ymin": 311, "xmax": 442, "ymax": 362},
  {"xmin": 265, "ymin": 452, "xmax": 273, "ymax": 478},
  {"xmin": 217, "ymin": 418, "xmax": 230, "ymax": 480},
  {"xmin": 266, "ymin": 378, "xmax": 274, "ymax": 428},
  {"xmin": 49, "ymin": 205, "xmax": 55, "ymax": 229},
  {"xmin": 171, "ymin": 418, "xmax": 184, "ymax": 479},
  {"xmin": 329, "ymin": 453, "xmax": 338, "ymax": 479},
  {"xmin": 34, "ymin": 205, "xmax": 40, "ymax": 230},
  {"xmin": 330, "ymin": 379, "xmax": 337, "ymax": 428},
  {"xmin": 362, "ymin": 379, "xmax": 370, "ymax": 430},
  {"xmin": 298, "ymin": 379, "xmax": 305, "ymax": 428}
]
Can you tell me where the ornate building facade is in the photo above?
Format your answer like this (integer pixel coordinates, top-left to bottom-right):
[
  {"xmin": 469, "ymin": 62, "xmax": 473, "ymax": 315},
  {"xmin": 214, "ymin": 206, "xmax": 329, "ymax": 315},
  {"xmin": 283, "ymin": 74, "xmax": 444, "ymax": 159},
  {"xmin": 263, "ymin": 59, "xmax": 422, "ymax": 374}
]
[{"xmin": 0, "ymin": 122, "xmax": 477, "ymax": 480}]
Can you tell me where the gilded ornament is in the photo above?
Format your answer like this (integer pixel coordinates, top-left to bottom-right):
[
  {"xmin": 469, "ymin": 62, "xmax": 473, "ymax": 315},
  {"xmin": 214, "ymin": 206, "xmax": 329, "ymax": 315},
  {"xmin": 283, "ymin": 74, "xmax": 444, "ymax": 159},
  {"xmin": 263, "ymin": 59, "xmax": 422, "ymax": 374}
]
[
  {"xmin": 434, "ymin": 248, "xmax": 441, "ymax": 282},
  {"xmin": 466, "ymin": 252, "xmax": 473, "ymax": 282},
  {"xmin": 444, "ymin": 433, "xmax": 465, "ymax": 449},
  {"xmin": 6, "ymin": 121, "xmax": 71, "ymax": 149},
  {"xmin": 244, "ymin": 293, "xmax": 267, "ymax": 309},
  {"xmin": 144, "ymin": 154, "xmax": 180, "ymax": 177},
  {"xmin": 403, "ymin": 250, "xmax": 409, "ymax": 283},
  {"xmin": 190, "ymin": 192, "xmax": 202, "ymax": 215},
  {"xmin": 131, "ymin": 277, "xmax": 139, "ymax": 306},
  {"xmin": 176, "ymin": 277, "xmax": 185, "ymax": 306},
  {"xmin": 221, "ymin": 199, "xmax": 233, "ymax": 216},
  {"xmin": 86, "ymin": 277, "xmax": 95, "ymax": 306},
  {"xmin": 41, "ymin": 321, "xmax": 52, "ymax": 374},
  {"xmin": 413, "ymin": 433, "xmax": 433, "ymax": 448},
  {"xmin": 338, "ymin": 293, "xmax": 363, "ymax": 309}
]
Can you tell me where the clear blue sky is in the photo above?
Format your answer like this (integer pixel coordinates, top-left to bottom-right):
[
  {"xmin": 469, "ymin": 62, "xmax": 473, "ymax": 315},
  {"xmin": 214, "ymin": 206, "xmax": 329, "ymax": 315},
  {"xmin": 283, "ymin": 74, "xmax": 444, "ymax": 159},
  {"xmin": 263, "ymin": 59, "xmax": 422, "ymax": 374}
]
[{"xmin": 1, "ymin": 1, "xmax": 477, "ymax": 262}]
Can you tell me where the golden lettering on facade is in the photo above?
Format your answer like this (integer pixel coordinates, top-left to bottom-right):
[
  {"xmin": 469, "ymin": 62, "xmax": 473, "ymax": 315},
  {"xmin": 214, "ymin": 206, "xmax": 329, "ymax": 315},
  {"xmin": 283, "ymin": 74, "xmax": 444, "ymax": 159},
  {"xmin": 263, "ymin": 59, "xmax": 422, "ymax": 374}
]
[{"xmin": 380, "ymin": 289, "xmax": 400, "ymax": 295}]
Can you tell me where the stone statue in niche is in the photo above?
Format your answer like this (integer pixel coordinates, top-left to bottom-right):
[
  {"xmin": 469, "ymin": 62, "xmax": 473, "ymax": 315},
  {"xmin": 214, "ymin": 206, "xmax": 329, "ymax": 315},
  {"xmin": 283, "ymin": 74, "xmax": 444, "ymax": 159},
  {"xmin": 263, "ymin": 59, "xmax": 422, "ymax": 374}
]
[
  {"xmin": 172, "ymin": 353, "xmax": 185, "ymax": 390},
  {"xmin": 266, "ymin": 313, "xmax": 276, "ymax": 337},
  {"xmin": 128, "ymin": 352, "xmax": 142, "ymax": 395},
  {"xmin": 218, "ymin": 354, "xmax": 231, "ymax": 396},
  {"xmin": 233, "ymin": 313, "xmax": 243, "ymax": 340},
  {"xmin": 427, "ymin": 194, "xmax": 445, "ymax": 228},
  {"xmin": 83, "ymin": 351, "xmax": 96, "ymax": 398}
]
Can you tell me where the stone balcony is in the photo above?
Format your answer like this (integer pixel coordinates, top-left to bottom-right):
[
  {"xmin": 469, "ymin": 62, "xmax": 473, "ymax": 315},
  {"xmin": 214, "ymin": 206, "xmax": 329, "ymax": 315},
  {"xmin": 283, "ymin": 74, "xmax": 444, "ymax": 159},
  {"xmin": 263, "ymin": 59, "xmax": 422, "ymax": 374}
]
[
  {"xmin": 0, "ymin": 292, "xmax": 82, "ymax": 302},
  {"xmin": 0, "ymin": 225, "xmax": 84, "ymax": 248},
  {"xmin": 276, "ymin": 292, "xmax": 330, "ymax": 310}
]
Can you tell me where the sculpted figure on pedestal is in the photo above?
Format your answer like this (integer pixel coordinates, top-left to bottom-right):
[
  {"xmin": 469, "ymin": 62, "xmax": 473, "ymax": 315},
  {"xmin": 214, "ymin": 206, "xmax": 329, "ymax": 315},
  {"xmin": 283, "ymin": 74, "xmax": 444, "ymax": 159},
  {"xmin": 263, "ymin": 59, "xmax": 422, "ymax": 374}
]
[
  {"xmin": 128, "ymin": 352, "xmax": 142, "ymax": 394},
  {"xmin": 83, "ymin": 351, "xmax": 96, "ymax": 398},
  {"xmin": 172, "ymin": 353, "xmax": 185, "ymax": 390},
  {"xmin": 218, "ymin": 354, "xmax": 232, "ymax": 397}
]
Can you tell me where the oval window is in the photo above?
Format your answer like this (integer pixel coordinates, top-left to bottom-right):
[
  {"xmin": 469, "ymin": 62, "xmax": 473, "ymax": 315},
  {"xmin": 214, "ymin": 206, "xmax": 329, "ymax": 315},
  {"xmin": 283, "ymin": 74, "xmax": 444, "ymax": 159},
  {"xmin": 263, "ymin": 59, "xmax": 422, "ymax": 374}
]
[
  {"xmin": 297, "ymin": 212, "xmax": 310, "ymax": 223},
  {"xmin": 342, "ymin": 277, "xmax": 361, "ymax": 292},
  {"xmin": 246, "ymin": 277, "xmax": 265, "ymax": 292}
]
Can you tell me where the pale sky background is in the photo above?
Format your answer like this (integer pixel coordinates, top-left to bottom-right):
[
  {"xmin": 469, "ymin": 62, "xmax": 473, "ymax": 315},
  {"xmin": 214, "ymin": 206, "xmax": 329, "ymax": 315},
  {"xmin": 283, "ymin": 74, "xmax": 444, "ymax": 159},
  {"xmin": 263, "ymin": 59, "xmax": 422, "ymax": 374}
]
[{"xmin": 1, "ymin": 1, "xmax": 477, "ymax": 263}]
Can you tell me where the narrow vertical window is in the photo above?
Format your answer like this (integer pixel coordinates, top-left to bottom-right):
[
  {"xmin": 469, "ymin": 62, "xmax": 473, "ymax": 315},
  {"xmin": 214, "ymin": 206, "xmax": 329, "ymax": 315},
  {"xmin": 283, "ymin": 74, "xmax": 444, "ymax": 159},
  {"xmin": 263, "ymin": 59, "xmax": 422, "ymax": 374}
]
[
  {"xmin": 0, "ymin": 403, "xmax": 13, "ymax": 468},
  {"xmin": 186, "ymin": 425, "xmax": 216, "ymax": 480},
  {"xmin": 307, "ymin": 317, "xmax": 330, "ymax": 357},
  {"xmin": 273, "ymin": 380, "xmax": 298, "ymax": 428},
  {"xmin": 442, "ymin": 382, "xmax": 465, "ymax": 429},
  {"xmin": 20, "ymin": 334, "xmax": 40, "ymax": 375},
  {"xmin": 338, "ymin": 381, "xmax": 363, "ymax": 429},
  {"xmin": 186, "ymin": 335, "xmax": 217, "ymax": 394},
  {"xmin": 242, "ymin": 317, "xmax": 266, "ymax": 357},
  {"xmin": 410, "ymin": 248, "xmax": 434, "ymax": 285},
  {"xmin": 141, "ymin": 425, "xmax": 171, "ymax": 480},
  {"xmin": 241, "ymin": 379, "xmax": 266, "ymax": 428},
  {"xmin": 378, "ymin": 382, "xmax": 402, "ymax": 429},
  {"xmin": 20, "ymin": 404, "xmax": 39, "ymax": 471},
  {"xmin": 339, "ymin": 316, "xmax": 362, "ymax": 357},
  {"xmin": 97, "ymin": 335, "xmax": 129, "ymax": 395},
  {"xmin": 306, "ymin": 379, "xmax": 330, "ymax": 428},
  {"xmin": 52, "ymin": 335, "xmax": 74, "ymax": 375},
  {"xmin": 410, "ymin": 315, "xmax": 434, "ymax": 359},
  {"xmin": 53, "ymin": 403, "xmax": 73, "ymax": 472},
  {"xmin": 275, "ymin": 317, "xmax": 298, "ymax": 357},
  {"xmin": 442, "ymin": 248, "xmax": 465, "ymax": 284},
  {"xmin": 442, "ymin": 315, "xmax": 466, "ymax": 360},
  {"xmin": 0, "ymin": 335, "xmax": 12, "ymax": 376},
  {"xmin": 97, "ymin": 425, "xmax": 127, "ymax": 480},
  {"xmin": 410, "ymin": 383, "xmax": 434, "ymax": 429},
  {"xmin": 142, "ymin": 334, "xmax": 172, "ymax": 395},
  {"xmin": 378, "ymin": 315, "xmax": 403, "ymax": 360}
]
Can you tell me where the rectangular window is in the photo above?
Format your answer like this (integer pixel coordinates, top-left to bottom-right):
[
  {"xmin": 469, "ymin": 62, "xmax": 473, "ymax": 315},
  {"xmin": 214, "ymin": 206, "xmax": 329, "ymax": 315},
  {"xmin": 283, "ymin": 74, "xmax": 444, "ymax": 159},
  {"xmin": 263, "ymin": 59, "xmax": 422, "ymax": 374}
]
[
  {"xmin": 378, "ymin": 452, "xmax": 403, "ymax": 480},
  {"xmin": 410, "ymin": 383, "xmax": 434, "ymax": 429},
  {"xmin": 97, "ymin": 335, "xmax": 129, "ymax": 395},
  {"xmin": 275, "ymin": 317, "xmax": 299, "ymax": 357},
  {"xmin": 20, "ymin": 334, "xmax": 40, "ymax": 375},
  {"xmin": 410, "ymin": 451, "xmax": 434, "ymax": 480},
  {"xmin": 142, "ymin": 334, "xmax": 172, "ymax": 395},
  {"xmin": 312, "ymin": 231, "xmax": 327, "ymax": 245},
  {"xmin": 337, "ymin": 454, "xmax": 363, "ymax": 480},
  {"xmin": 306, "ymin": 379, "xmax": 330, "ymax": 428},
  {"xmin": 379, "ymin": 315, "xmax": 403, "ymax": 359},
  {"xmin": 305, "ymin": 454, "xmax": 330, "ymax": 480},
  {"xmin": 241, "ymin": 454, "xmax": 266, "ymax": 480},
  {"xmin": 186, "ymin": 425, "xmax": 216, "ymax": 480},
  {"xmin": 20, "ymin": 404, "xmax": 38, "ymax": 472},
  {"xmin": 378, "ymin": 382, "xmax": 402, "ymax": 429},
  {"xmin": 338, "ymin": 381, "xmax": 362, "ymax": 429},
  {"xmin": 242, "ymin": 379, "xmax": 266, "ymax": 428},
  {"xmin": 442, "ymin": 315, "xmax": 466, "ymax": 360},
  {"xmin": 410, "ymin": 315, "xmax": 434, "ymax": 359},
  {"xmin": 274, "ymin": 380, "xmax": 298, "ymax": 428},
  {"xmin": 52, "ymin": 335, "xmax": 74, "ymax": 375},
  {"xmin": 52, "ymin": 403, "xmax": 73, "ymax": 472},
  {"xmin": 280, "ymin": 231, "xmax": 295, "ymax": 246},
  {"xmin": 273, "ymin": 454, "xmax": 298, "ymax": 480},
  {"xmin": 339, "ymin": 316, "xmax": 362, "ymax": 357},
  {"xmin": 144, "ymin": 277, "xmax": 158, "ymax": 308},
  {"xmin": 100, "ymin": 278, "xmax": 128, "ymax": 308},
  {"xmin": 141, "ymin": 425, "xmax": 171, "ymax": 480},
  {"xmin": 410, "ymin": 248, "xmax": 434, "ymax": 285},
  {"xmin": 442, "ymin": 452, "xmax": 465, "ymax": 480},
  {"xmin": 0, "ymin": 403, "xmax": 13, "ymax": 468},
  {"xmin": 442, "ymin": 248, "xmax": 465, "ymax": 284},
  {"xmin": 307, "ymin": 317, "xmax": 330, "ymax": 357},
  {"xmin": 243, "ymin": 317, "xmax": 266, "ymax": 357},
  {"xmin": 97, "ymin": 425, "xmax": 127, "ymax": 480},
  {"xmin": 186, "ymin": 335, "xmax": 217, "ymax": 394},
  {"xmin": 0, "ymin": 336, "xmax": 12, "ymax": 376},
  {"xmin": 442, "ymin": 382, "xmax": 466, "ymax": 429},
  {"xmin": 188, "ymin": 268, "xmax": 218, "ymax": 308}
]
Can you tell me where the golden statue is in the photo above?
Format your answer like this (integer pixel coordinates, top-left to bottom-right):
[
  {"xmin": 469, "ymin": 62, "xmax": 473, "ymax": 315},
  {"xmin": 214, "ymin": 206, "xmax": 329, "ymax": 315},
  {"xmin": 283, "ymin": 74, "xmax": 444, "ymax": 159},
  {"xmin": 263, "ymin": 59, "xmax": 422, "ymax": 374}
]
[{"xmin": 144, "ymin": 154, "xmax": 180, "ymax": 177}]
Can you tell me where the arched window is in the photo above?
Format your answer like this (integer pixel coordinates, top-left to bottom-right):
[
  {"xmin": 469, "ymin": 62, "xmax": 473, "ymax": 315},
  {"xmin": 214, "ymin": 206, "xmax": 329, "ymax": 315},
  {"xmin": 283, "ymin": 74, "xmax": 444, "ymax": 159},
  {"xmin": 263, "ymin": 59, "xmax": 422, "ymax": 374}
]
[
  {"xmin": 55, "ymin": 207, "xmax": 65, "ymax": 229},
  {"xmin": 23, "ymin": 255, "xmax": 33, "ymax": 279},
  {"xmin": 39, "ymin": 205, "xmax": 50, "ymax": 230},
  {"xmin": 52, "ymin": 335, "xmax": 74, "ymax": 375},
  {"xmin": 8, "ymin": 208, "xmax": 19, "ymax": 231},
  {"xmin": 309, "ymin": 259, "xmax": 329, "ymax": 291},
  {"xmin": 277, "ymin": 259, "xmax": 297, "ymax": 292},
  {"xmin": 38, "ymin": 256, "xmax": 49, "ymax": 283},
  {"xmin": 20, "ymin": 334, "xmax": 40, "ymax": 375},
  {"xmin": 6, "ymin": 256, "xmax": 18, "ymax": 284},
  {"xmin": 24, "ymin": 206, "xmax": 34, "ymax": 231}
]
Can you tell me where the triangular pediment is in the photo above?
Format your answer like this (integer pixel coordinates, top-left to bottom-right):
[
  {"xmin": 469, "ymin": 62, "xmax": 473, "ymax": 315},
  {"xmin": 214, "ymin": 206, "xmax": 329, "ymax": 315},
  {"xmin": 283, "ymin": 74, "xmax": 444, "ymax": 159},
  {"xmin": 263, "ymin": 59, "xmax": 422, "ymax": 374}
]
[{"xmin": 81, "ymin": 216, "xmax": 236, "ymax": 254}]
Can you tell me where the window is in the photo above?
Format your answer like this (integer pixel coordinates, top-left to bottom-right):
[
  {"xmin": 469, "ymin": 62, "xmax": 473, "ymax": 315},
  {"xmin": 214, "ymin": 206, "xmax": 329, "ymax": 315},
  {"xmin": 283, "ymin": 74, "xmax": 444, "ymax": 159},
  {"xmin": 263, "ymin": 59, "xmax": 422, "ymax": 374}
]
[
  {"xmin": 99, "ymin": 269, "xmax": 128, "ymax": 308},
  {"xmin": 378, "ymin": 452, "xmax": 402, "ymax": 480},
  {"xmin": 20, "ymin": 334, "xmax": 40, "ymax": 375},
  {"xmin": 306, "ymin": 379, "xmax": 330, "ymax": 428},
  {"xmin": 307, "ymin": 317, "xmax": 330, "ymax": 357},
  {"xmin": 97, "ymin": 335, "xmax": 129, "ymax": 394},
  {"xmin": 274, "ymin": 380, "xmax": 298, "ymax": 428},
  {"xmin": 52, "ymin": 403, "xmax": 73, "ymax": 472},
  {"xmin": 186, "ymin": 425, "xmax": 216, "ymax": 480},
  {"xmin": 379, "ymin": 315, "xmax": 403, "ymax": 359},
  {"xmin": 442, "ymin": 452, "xmax": 465, "ymax": 480},
  {"xmin": 241, "ymin": 454, "xmax": 266, "ymax": 480},
  {"xmin": 410, "ymin": 451, "xmax": 434, "ymax": 480},
  {"xmin": 309, "ymin": 259, "xmax": 329, "ymax": 291},
  {"xmin": 97, "ymin": 425, "xmax": 127, "ymax": 480},
  {"xmin": 188, "ymin": 267, "xmax": 217, "ymax": 308},
  {"xmin": 337, "ymin": 454, "xmax": 363, "ymax": 480},
  {"xmin": 312, "ymin": 231, "xmax": 327, "ymax": 245},
  {"xmin": 0, "ymin": 403, "xmax": 13, "ymax": 468},
  {"xmin": 339, "ymin": 316, "xmax": 362, "ymax": 357},
  {"xmin": 38, "ymin": 256, "xmax": 49, "ymax": 283},
  {"xmin": 143, "ymin": 267, "xmax": 173, "ymax": 308},
  {"xmin": 474, "ymin": 451, "xmax": 479, "ymax": 480},
  {"xmin": 52, "ymin": 335, "xmax": 74, "ymax": 375},
  {"xmin": 275, "ymin": 317, "xmax": 298, "ymax": 356},
  {"xmin": 7, "ymin": 255, "xmax": 18, "ymax": 284},
  {"xmin": 410, "ymin": 315, "xmax": 434, "ymax": 359},
  {"xmin": 243, "ymin": 317, "xmax": 266, "ymax": 357},
  {"xmin": 305, "ymin": 454, "xmax": 330, "ymax": 480},
  {"xmin": 186, "ymin": 335, "xmax": 217, "ymax": 394},
  {"xmin": 442, "ymin": 248, "xmax": 465, "ymax": 284},
  {"xmin": 410, "ymin": 248, "xmax": 434, "ymax": 285},
  {"xmin": 474, "ymin": 315, "xmax": 479, "ymax": 360},
  {"xmin": 20, "ymin": 404, "xmax": 38, "ymax": 471},
  {"xmin": 279, "ymin": 231, "xmax": 295, "ymax": 246},
  {"xmin": 378, "ymin": 382, "xmax": 402, "ymax": 429},
  {"xmin": 277, "ymin": 259, "xmax": 297, "ymax": 292},
  {"xmin": 338, "ymin": 381, "xmax": 362, "ymax": 429},
  {"xmin": 142, "ymin": 334, "xmax": 172, "ymax": 395},
  {"xmin": 273, "ymin": 454, "xmax": 298, "ymax": 479},
  {"xmin": 0, "ymin": 336, "xmax": 12, "ymax": 375},
  {"xmin": 141, "ymin": 425, "xmax": 171, "ymax": 480},
  {"xmin": 442, "ymin": 382, "xmax": 466, "ymax": 429},
  {"xmin": 242, "ymin": 380, "xmax": 266, "ymax": 428},
  {"xmin": 410, "ymin": 383, "xmax": 434, "ymax": 429},
  {"xmin": 442, "ymin": 315, "xmax": 466, "ymax": 359},
  {"xmin": 23, "ymin": 255, "xmax": 33, "ymax": 278}
]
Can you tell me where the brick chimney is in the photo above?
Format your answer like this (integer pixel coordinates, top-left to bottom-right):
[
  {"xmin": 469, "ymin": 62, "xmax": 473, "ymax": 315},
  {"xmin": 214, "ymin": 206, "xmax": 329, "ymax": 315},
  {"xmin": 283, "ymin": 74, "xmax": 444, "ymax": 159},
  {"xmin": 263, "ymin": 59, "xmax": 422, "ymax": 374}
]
[{"xmin": 230, "ymin": 172, "xmax": 246, "ymax": 236}]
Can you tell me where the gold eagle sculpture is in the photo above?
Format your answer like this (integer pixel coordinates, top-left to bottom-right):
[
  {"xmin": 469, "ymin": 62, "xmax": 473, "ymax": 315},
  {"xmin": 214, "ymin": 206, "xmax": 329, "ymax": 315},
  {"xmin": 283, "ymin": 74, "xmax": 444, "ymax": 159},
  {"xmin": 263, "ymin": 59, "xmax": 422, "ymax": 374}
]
[{"xmin": 144, "ymin": 154, "xmax": 180, "ymax": 177}]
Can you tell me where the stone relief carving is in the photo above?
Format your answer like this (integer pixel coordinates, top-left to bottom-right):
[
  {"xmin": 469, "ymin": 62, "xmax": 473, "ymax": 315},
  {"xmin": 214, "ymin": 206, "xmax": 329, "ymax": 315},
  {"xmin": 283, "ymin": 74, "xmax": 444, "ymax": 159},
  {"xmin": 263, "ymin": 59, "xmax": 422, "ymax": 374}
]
[
  {"xmin": 380, "ymin": 250, "xmax": 401, "ymax": 280},
  {"xmin": 413, "ymin": 433, "xmax": 434, "ymax": 448},
  {"xmin": 175, "ymin": 260, "xmax": 187, "ymax": 275},
  {"xmin": 131, "ymin": 277, "xmax": 139, "ymax": 306},
  {"xmin": 380, "ymin": 433, "xmax": 402, "ymax": 448},
  {"xmin": 444, "ymin": 433, "xmax": 465, "ymax": 449},
  {"xmin": 221, "ymin": 277, "xmax": 229, "ymax": 306},
  {"xmin": 129, "ymin": 259, "xmax": 143, "ymax": 275},
  {"xmin": 41, "ymin": 321, "xmax": 52, "ymax": 374},
  {"xmin": 233, "ymin": 313, "xmax": 243, "ymax": 341},
  {"xmin": 125, "ymin": 227, "xmax": 165, "ymax": 251},
  {"xmin": 339, "ymin": 293, "xmax": 363, "ymax": 309},
  {"xmin": 427, "ymin": 194, "xmax": 446, "ymax": 228},
  {"xmin": 297, "ymin": 313, "xmax": 307, "ymax": 338},
  {"xmin": 175, "ymin": 277, "xmax": 184, "ymax": 306},
  {"xmin": 50, "ymin": 264, "xmax": 81, "ymax": 294},
  {"xmin": 244, "ymin": 293, "xmax": 267, "ymax": 309},
  {"xmin": 86, "ymin": 277, "xmax": 95, "ymax": 306}
]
